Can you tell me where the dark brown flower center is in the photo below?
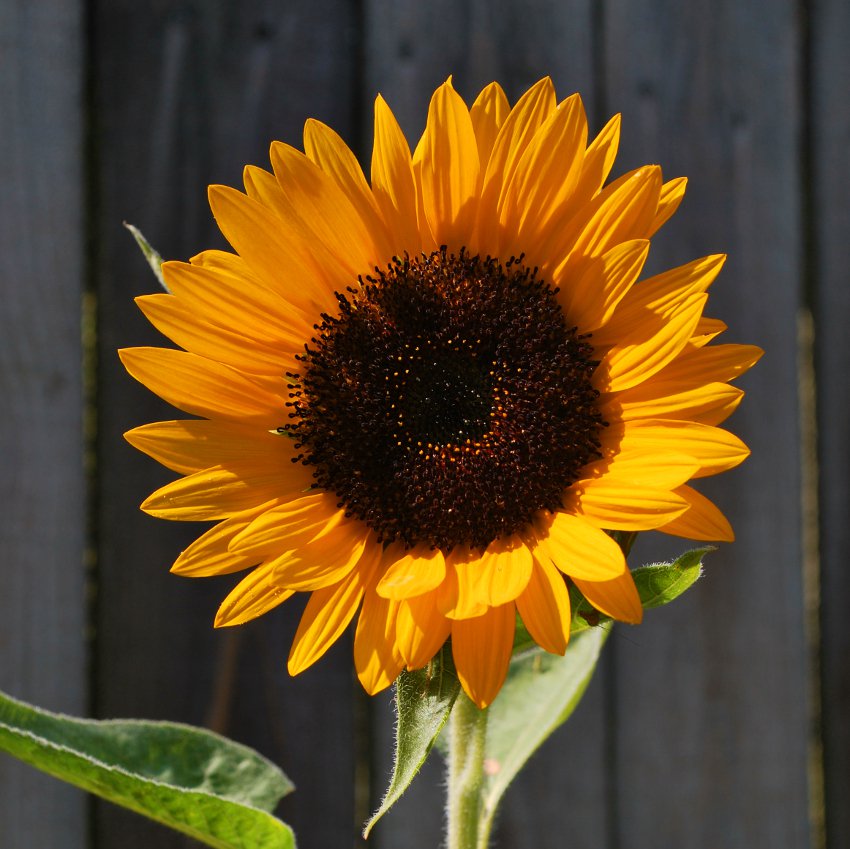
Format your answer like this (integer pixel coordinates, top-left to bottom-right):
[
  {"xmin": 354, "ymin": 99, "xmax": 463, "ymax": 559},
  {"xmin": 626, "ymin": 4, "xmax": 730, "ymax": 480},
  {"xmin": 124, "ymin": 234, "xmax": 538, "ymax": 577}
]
[{"xmin": 284, "ymin": 249, "xmax": 605, "ymax": 550}]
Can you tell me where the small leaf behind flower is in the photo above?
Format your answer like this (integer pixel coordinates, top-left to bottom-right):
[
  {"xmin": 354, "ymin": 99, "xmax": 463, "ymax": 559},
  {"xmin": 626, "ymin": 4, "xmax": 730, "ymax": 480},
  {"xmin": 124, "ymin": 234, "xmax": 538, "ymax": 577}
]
[
  {"xmin": 363, "ymin": 646, "xmax": 461, "ymax": 837},
  {"xmin": 124, "ymin": 222, "xmax": 169, "ymax": 291},
  {"xmin": 571, "ymin": 546, "xmax": 712, "ymax": 634},
  {"xmin": 0, "ymin": 689, "xmax": 295, "ymax": 849}
]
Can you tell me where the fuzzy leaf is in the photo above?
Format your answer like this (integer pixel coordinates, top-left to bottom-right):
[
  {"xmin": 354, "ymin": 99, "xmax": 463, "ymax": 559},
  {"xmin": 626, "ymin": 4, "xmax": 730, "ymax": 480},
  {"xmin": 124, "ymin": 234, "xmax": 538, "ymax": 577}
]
[
  {"xmin": 0, "ymin": 689, "xmax": 295, "ymax": 849},
  {"xmin": 480, "ymin": 627, "xmax": 607, "ymax": 833},
  {"xmin": 363, "ymin": 647, "xmax": 461, "ymax": 837}
]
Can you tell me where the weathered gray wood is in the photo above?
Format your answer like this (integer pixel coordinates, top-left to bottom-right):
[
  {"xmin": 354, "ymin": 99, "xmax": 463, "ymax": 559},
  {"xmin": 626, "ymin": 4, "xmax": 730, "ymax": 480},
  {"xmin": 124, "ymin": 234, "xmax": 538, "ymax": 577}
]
[
  {"xmin": 604, "ymin": 3, "xmax": 810, "ymax": 847},
  {"xmin": 363, "ymin": 5, "xmax": 613, "ymax": 848},
  {"xmin": 0, "ymin": 3, "xmax": 88, "ymax": 848},
  {"xmin": 812, "ymin": 0, "xmax": 850, "ymax": 844},
  {"xmin": 93, "ymin": 3, "xmax": 359, "ymax": 847}
]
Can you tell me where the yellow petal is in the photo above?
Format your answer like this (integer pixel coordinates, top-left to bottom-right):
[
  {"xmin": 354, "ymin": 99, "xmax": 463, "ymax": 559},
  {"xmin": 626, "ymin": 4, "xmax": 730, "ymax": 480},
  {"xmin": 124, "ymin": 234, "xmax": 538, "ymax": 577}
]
[
  {"xmin": 648, "ymin": 176, "xmax": 687, "ymax": 236},
  {"xmin": 599, "ymin": 294, "xmax": 707, "ymax": 392},
  {"xmin": 573, "ymin": 113, "xmax": 621, "ymax": 200},
  {"xmin": 371, "ymin": 95, "xmax": 422, "ymax": 252},
  {"xmin": 141, "ymin": 465, "xmax": 296, "ymax": 520},
  {"xmin": 270, "ymin": 524, "xmax": 370, "ymax": 591},
  {"xmin": 230, "ymin": 492, "xmax": 344, "ymax": 557},
  {"xmin": 287, "ymin": 543, "xmax": 382, "ymax": 674},
  {"xmin": 135, "ymin": 294, "xmax": 300, "ymax": 377},
  {"xmin": 208, "ymin": 184, "xmax": 336, "ymax": 313},
  {"xmin": 649, "ymin": 342, "xmax": 764, "ymax": 385},
  {"xmin": 570, "ymin": 481, "xmax": 690, "ymax": 530},
  {"xmin": 498, "ymin": 94, "xmax": 588, "ymax": 254},
  {"xmin": 124, "ymin": 419, "xmax": 307, "ymax": 479},
  {"xmin": 559, "ymin": 239, "xmax": 649, "ymax": 332},
  {"xmin": 691, "ymin": 317, "xmax": 728, "ymax": 347},
  {"xmin": 478, "ymin": 77, "xmax": 556, "ymax": 221},
  {"xmin": 418, "ymin": 81, "xmax": 480, "ymax": 248},
  {"xmin": 468, "ymin": 82, "xmax": 510, "ymax": 174},
  {"xmin": 214, "ymin": 561, "xmax": 295, "ymax": 627},
  {"xmin": 531, "ymin": 512, "xmax": 627, "ymax": 580},
  {"xmin": 613, "ymin": 381, "xmax": 745, "ymax": 426},
  {"xmin": 573, "ymin": 569, "xmax": 643, "ymax": 624},
  {"xmin": 377, "ymin": 544, "xmax": 446, "ymax": 600},
  {"xmin": 396, "ymin": 592, "xmax": 452, "ymax": 669},
  {"xmin": 516, "ymin": 558, "xmax": 571, "ymax": 655},
  {"xmin": 355, "ymin": 587, "xmax": 403, "ymax": 695},
  {"xmin": 161, "ymin": 259, "xmax": 312, "ymax": 342},
  {"xmin": 120, "ymin": 347, "xmax": 283, "ymax": 426},
  {"xmin": 269, "ymin": 142, "xmax": 381, "ymax": 279},
  {"xmin": 657, "ymin": 485, "xmax": 735, "ymax": 541},
  {"xmin": 451, "ymin": 604, "xmax": 516, "ymax": 708},
  {"xmin": 583, "ymin": 447, "xmax": 699, "ymax": 490},
  {"xmin": 616, "ymin": 419, "xmax": 750, "ymax": 478}
]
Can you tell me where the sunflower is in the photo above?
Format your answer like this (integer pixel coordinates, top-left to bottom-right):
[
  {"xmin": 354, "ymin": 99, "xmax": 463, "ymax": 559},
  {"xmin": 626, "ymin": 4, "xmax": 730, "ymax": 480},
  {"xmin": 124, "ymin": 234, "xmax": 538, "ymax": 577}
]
[{"xmin": 121, "ymin": 78, "xmax": 761, "ymax": 708}]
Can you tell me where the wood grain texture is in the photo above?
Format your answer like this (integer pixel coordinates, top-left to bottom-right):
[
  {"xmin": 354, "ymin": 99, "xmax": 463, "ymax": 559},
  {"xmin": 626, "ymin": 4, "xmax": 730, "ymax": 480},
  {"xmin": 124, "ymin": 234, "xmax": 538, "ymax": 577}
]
[
  {"xmin": 92, "ymin": 2, "xmax": 359, "ymax": 847},
  {"xmin": 604, "ymin": 1, "xmax": 810, "ymax": 846},
  {"xmin": 0, "ymin": 2, "xmax": 87, "ymax": 848},
  {"xmin": 812, "ymin": 0, "xmax": 850, "ymax": 844},
  {"xmin": 362, "ymin": 5, "xmax": 614, "ymax": 848}
]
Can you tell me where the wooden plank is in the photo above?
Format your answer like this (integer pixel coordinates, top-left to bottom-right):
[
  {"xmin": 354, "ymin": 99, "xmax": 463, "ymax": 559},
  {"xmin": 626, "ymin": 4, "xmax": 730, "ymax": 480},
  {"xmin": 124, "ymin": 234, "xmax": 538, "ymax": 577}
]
[
  {"xmin": 812, "ymin": 0, "xmax": 850, "ymax": 843},
  {"xmin": 92, "ymin": 3, "xmax": 359, "ymax": 847},
  {"xmin": 0, "ymin": 2, "xmax": 88, "ymax": 847},
  {"xmin": 604, "ymin": 3, "xmax": 811, "ymax": 847},
  {"xmin": 363, "ymin": 4, "xmax": 614, "ymax": 848}
]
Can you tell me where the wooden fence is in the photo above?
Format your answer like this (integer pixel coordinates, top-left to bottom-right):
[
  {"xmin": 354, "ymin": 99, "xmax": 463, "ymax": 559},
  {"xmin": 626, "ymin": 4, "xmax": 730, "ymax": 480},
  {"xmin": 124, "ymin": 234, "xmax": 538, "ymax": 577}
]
[{"xmin": 1, "ymin": 1, "xmax": 846, "ymax": 847}]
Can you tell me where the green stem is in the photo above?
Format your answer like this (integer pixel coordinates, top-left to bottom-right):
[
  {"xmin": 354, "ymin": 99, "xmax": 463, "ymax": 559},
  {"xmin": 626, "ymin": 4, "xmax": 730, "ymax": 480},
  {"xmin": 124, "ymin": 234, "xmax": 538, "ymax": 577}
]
[{"xmin": 446, "ymin": 691, "xmax": 489, "ymax": 849}]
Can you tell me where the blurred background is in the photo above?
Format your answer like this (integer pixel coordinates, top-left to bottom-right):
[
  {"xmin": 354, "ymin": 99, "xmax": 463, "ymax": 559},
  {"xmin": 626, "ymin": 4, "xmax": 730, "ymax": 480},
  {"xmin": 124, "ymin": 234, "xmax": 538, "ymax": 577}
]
[{"xmin": 1, "ymin": 1, "xmax": 846, "ymax": 847}]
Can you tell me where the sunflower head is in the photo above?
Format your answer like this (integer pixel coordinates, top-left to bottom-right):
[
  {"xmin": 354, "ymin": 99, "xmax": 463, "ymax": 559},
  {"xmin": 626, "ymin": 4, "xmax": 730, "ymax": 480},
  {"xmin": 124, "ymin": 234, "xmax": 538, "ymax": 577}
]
[{"xmin": 122, "ymin": 77, "xmax": 761, "ymax": 707}]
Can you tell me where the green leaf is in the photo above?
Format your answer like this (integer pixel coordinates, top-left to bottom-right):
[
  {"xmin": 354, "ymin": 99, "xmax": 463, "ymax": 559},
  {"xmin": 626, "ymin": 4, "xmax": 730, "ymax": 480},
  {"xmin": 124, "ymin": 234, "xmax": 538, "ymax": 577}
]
[
  {"xmin": 124, "ymin": 222, "xmax": 169, "ymax": 291},
  {"xmin": 571, "ymin": 546, "xmax": 711, "ymax": 634},
  {"xmin": 480, "ymin": 627, "xmax": 607, "ymax": 835},
  {"xmin": 363, "ymin": 646, "xmax": 461, "ymax": 837},
  {"xmin": 0, "ymin": 689, "xmax": 295, "ymax": 849}
]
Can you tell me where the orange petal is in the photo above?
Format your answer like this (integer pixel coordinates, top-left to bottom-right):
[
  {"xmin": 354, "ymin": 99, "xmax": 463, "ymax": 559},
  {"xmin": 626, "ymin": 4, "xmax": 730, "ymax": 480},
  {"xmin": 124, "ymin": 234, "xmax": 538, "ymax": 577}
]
[
  {"xmin": 214, "ymin": 561, "xmax": 295, "ymax": 627},
  {"xmin": 651, "ymin": 342, "xmax": 764, "ymax": 385},
  {"xmin": 573, "ymin": 113, "xmax": 621, "ymax": 200},
  {"xmin": 355, "ymin": 587, "xmax": 404, "ymax": 695},
  {"xmin": 531, "ymin": 512, "xmax": 627, "ymax": 580},
  {"xmin": 377, "ymin": 544, "xmax": 446, "ymax": 600},
  {"xmin": 449, "ymin": 538, "xmax": 533, "ymax": 616},
  {"xmin": 287, "ymin": 543, "xmax": 382, "ymax": 675},
  {"xmin": 516, "ymin": 558, "xmax": 571, "ymax": 655},
  {"xmin": 171, "ymin": 503, "xmax": 276, "ymax": 576},
  {"xmin": 396, "ymin": 591, "xmax": 452, "ymax": 669},
  {"xmin": 451, "ymin": 604, "xmax": 516, "ymax": 708},
  {"xmin": 573, "ymin": 569, "xmax": 643, "ymax": 624}
]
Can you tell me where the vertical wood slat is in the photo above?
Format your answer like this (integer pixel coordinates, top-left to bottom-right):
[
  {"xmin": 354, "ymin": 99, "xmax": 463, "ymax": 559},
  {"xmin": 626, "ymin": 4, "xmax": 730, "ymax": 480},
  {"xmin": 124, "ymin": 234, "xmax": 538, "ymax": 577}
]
[
  {"xmin": 92, "ymin": 3, "xmax": 359, "ymax": 847},
  {"xmin": 363, "ymin": 5, "xmax": 611, "ymax": 848},
  {"xmin": 812, "ymin": 0, "xmax": 850, "ymax": 844},
  {"xmin": 0, "ymin": 3, "xmax": 88, "ymax": 848},
  {"xmin": 604, "ymin": 2, "xmax": 810, "ymax": 847}
]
